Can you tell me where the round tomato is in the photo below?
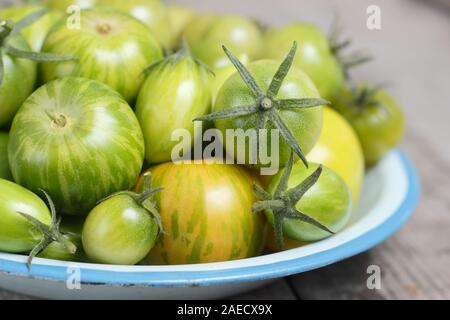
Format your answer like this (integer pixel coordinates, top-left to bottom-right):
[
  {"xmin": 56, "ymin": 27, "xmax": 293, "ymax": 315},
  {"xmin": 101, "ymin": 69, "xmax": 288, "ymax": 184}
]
[
  {"xmin": 307, "ymin": 107, "xmax": 364, "ymax": 205},
  {"xmin": 264, "ymin": 23, "xmax": 345, "ymax": 101},
  {"xmin": 0, "ymin": 132, "xmax": 12, "ymax": 180},
  {"xmin": 210, "ymin": 62, "xmax": 248, "ymax": 104},
  {"xmin": 0, "ymin": 179, "xmax": 77, "ymax": 263},
  {"xmin": 167, "ymin": 4, "xmax": 194, "ymax": 49},
  {"xmin": 41, "ymin": 8, "xmax": 163, "ymax": 102},
  {"xmin": 136, "ymin": 45, "xmax": 212, "ymax": 164},
  {"xmin": 182, "ymin": 14, "xmax": 216, "ymax": 45},
  {"xmin": 0, "ymin": 33, "xmax": 37, "ymax": 127},
  {"xmin": 8, "ymin": 77, "xmax": 145, "ymax": 216},
  {"xmin": 82, "ymin": 173, "xmax": 161, "ymax": 265},
  {"xmin": 0, "ymin": 5, "xmax": 62, "ymax": 52},
  {"xmin": 96, "ymin": 0, "xmax": 172, "ymax": 49},
  {"xmin": 260, "ymin": 158, "xmax": 351, "ymax": 246},
  {"xmin": 333, "ymin": 84, "xmax": 405, "ymax": 166},
  {"xmin": 137, "ymin": 162, "xmax": 267, "ymax": 265},
  {"xmin": 189, "ymin": 15, "xmax": 264, "ymax": 69},
  {"xmin": 45, "ymin": 0, "xmax": 96, "ymax": 11},
  {"xmin": 198, "ymin": 43, "xmax": 325, "ymax": 169}
]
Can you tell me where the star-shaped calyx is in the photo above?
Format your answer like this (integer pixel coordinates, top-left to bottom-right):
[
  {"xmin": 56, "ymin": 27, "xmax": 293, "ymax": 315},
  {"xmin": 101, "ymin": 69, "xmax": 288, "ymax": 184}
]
[
  {"xmin": 195, "ymin": 41, "xmax": 330, "ymax": 167},
  {"xmin": 0, "ymin": 10, "xmax": 77, "ymax": 86},
  {"xmin": 251, "ymin": 152, "xmax": 334, "ymax": 249},
  {"xmin": 18, "ymin": 190, "xmax": 77, "ymax": 268}
]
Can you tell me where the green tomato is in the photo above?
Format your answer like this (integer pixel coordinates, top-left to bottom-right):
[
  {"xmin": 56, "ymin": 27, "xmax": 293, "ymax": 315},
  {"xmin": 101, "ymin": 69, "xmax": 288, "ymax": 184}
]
[
  {"xmin": 167, "ymin": 4, "xmax": 194, "ymax": 49},
  {"xmin": 8, "ymin": 77, "xmax": 145, "ymax": 216},
  {"xmin": 214, "ymin": 59, "xmax": 323, "ymax": 168},
  {"xmin": 333, "ymin": 84, "xmax": 405, "ymax": 166},
  {"xmin": 0, "ymin": 34, "xmax": 37, "ymax": 127},
  {"xmin": 182, "ymin": 14, "xmax": 217, "ymax": 45},
  {"xmin": 0, "ymin": 132, "xmax": 12, "ymax": 180},
  {"xmin": 136, "ymin": 48, "xmax": 212, "ymax": 164},
  {"xmin": 264, "ymin": 23, "xmax": 345, "ymax": 101},
  {"xmin": 96, "ymin": 0, "xmax": 172, "ymax": 49},
  {"xmin": 267, "ymin": 163, "xmax": 352, "ymax": 242},
  {"xmin": 190, "ymin": 15, "xmax": 263, "ymax": 68},
  {"xmin": 82, "ymin": 174, "xmax": 161, "ymax": 265},
  {"xmin": 45, "ymin": 0, "xmax": 97, "ymax": 11},
  {"xmin": 0, "ymin": 5, "xmax": 62, "ymax": 52},
  {"xmin": 41, "ymin": 8, "xmax": 163, "ymax": 102},
  {"xmin": 0, "ymin": 179, "xmax": 51, "ymax": 253}
]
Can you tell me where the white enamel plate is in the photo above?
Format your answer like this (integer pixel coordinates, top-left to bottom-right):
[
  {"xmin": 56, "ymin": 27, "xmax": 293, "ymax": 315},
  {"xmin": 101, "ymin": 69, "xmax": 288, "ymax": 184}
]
[{"xmin": 0, "ymin": 150, "xmax": 420, "ymax": 299}]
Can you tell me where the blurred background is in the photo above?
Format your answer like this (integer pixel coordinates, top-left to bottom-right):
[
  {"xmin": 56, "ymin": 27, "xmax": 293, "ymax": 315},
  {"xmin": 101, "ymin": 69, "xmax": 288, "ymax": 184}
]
[{"xmin": 1, "ymin": 0, "xmax": 450, "ymax": 299}]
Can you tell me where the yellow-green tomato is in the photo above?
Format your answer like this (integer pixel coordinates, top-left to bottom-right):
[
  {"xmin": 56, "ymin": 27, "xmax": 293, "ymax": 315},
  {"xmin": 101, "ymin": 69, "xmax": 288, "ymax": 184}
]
[
  {"xmin": 0, "ymin": 133, "xmax": 12, "ymax": 180},
  {"xmin": 82, "ymin": 194, "xmax": 159, "ymax": 265},
  {"xmin": 41, "ymin": 8, "xmax": 163, "ymax": 102},
  {"xmin": 0, "ymin": 5, "xmax": 62, "ymax": 52},
  {"xmin": 333, "ymin": 85, "xmax": 405, "ymax": 166},
  {"xmin": 190, "ymin": 15, "xmax": 263, "ymax": 68},
  {"xmin": 167, "ymin": 4, "xmax": 194, "ymax": 49},
  {"xmin": 266, "ymin": 163, "xmax": 352, "ymax": 242},
  {"xmin": 136, "ymin": 48, "xmax": 212, "ymax": 164},
  {"xmin": 182, "ymin": 14, "xmax": 216, "ymax": 45},
  {"xmin": 45, "ymin": 0, "xmax": 96, "ymax": 11},
  {"xmin": 264, "ymin": 23, "xmax": 345, "ymax": 101},
  {"xmin": 0, "ymin": 179, "xmax": 51, "ymax": 253},
  {"xmin": 96, "ymin": 0, "xmax": 172, "ymax": 48}
]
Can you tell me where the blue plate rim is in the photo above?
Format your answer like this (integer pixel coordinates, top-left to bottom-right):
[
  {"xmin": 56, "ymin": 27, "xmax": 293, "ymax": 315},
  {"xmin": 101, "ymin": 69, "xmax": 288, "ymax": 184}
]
[{"xmin": 0, "ymin": 149, "xmax": 420, "ymax": 287}]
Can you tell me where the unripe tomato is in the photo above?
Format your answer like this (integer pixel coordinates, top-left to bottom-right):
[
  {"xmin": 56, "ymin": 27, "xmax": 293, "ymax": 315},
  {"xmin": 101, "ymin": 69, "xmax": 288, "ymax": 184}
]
[
  {"xmin": 0, "ymin": 133, "xmax": 12, "ymax": 180},
  {"xmin": 137, "ymin": 162, "xmax": 267, "ymax": 265},
  {"xmin": 167, "ymin": 4, "xmax": 194, "ymax": 49},
  {"xmin": 333, "ymin": 84, "xmax": 405, "ymax": 166},
  {"xmin": 8, "ymin": 77, "xmax": 145, "ymax": 216},
  {"xmin": 0, "ymin": 5, "xmax": 62, "ymax": 52},
  {"xmin": 41, "ymin": 8, "xmax": 163, "ymax": 102},
  {"xmin": 136, "ymin": 45, "xmax": 212, "ymax": 164},
  {"xmin": 82, "ymin": 173, "xmax": 161, "ymax": 265},
  {"xmin": 0, "ymin": 34, "xmax": 37, "ymax": 127},
  {"xmin": 266, "ymin": 163, "xmax": 352, "ymax": 243},
  {"xmin": 96, "ymin": 0, "xmax": 172, "ymax": 48},
  {"xmin": 190, "ymin": 15, "xmax": 264, "ymax": 69},
  {"xmin": 264, "ymin": 23, "xmax": 345, "ymax": 101},
  {"xmin": 45, "ymin": 0, "xmax": 96, "ymax": 11}
]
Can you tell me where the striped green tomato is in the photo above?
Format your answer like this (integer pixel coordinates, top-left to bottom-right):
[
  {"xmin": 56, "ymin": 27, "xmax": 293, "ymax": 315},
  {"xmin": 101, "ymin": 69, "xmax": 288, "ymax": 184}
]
[
  {"xmin": 45, "ymin": 0, "xmax": 97, "ymax": 11},
  {"xmin": 0, "ymin": 5, "xmax": 61, "ymax": 52},
  {"xmin": 8, "ymin": 77, "xmax": 145, "ymax": 216},
  {"xmin": 40, "ymin": 8, "xmax": 163, "ymax": 102},
  {"xmin": 0, "ymin": 179, "xmax": 51, "ymax": 253},
  {"xmin": 0, "ymin": 34, "xmax": 37, "ymax": 127},
  {"xmin": 266, "ymin": 163, "xmax": 352, "ymax": 242},
  {"xmin": 96, "ymin": 0, "xmax": 172, "ymax": 49},
  {"xmin": 137, "ymin": 162, "xmax": 267, "ymax": 265},
  {"xmin": 135, "ymin": 46, "xmax": 212, "ymax": 164},
  {"xmin": 0, "ymin": 132, "xmax": 12, "ymax": 180}
]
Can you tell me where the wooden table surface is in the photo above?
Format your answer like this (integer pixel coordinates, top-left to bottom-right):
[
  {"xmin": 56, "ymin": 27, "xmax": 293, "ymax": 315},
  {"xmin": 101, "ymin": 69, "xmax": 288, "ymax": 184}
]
[{"xmin": 1, "ymin": 0, "xmax": 450, "ymax": 300}]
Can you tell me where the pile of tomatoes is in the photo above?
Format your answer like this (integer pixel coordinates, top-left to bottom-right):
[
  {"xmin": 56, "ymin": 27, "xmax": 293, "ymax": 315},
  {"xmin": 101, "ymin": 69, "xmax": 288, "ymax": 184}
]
[{"xmin": 0, "ymin": 0, "xmax": 404, "ymax": 266}]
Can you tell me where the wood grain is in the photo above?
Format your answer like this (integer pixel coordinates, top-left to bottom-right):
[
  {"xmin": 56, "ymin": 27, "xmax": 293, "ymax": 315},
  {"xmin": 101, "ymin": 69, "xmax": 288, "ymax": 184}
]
[{"xmin": 1, "ymin": 0, "xmax": 450, "ymax": 300}]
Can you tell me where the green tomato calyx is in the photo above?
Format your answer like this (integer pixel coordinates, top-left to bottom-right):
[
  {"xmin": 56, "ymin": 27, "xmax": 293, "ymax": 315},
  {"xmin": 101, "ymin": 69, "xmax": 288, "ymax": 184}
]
[
  {"xmin": 251, "ymin": 152, "xmax": 334, "ymax": 249},
  {"xmin": 17, "ymin": 190, "xmax": 77, "ymax": 268},
  {"xmin": 99, "ymin": 172, "xmax": 164, "ymax": 235},
  {"xmin": 194, "ymin": 41, "xmax": 330, "ymax": 167},
  {"xmin": 349, "ymin": 84, "xmax": 389, "ymax": 115},
  {"xmin": 0, "ymin": 11, "xmax": 78, "ymax": 86}
]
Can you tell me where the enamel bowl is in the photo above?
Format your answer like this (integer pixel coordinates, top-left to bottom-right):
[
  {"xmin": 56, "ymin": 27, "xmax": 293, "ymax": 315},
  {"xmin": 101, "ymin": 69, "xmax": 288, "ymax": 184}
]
[{"xmin": 0, "ymin": 150, "xmax": 420, "ymax": 300}]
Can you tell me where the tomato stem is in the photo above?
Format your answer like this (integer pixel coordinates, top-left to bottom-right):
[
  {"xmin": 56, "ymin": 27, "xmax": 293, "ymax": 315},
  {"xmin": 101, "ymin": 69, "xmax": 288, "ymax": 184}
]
[
  {"xmin": 194, "ymin": 42, "xmax": 330, "ymax": 168},
  {"xmin": 251, "ymin": 152, "xmax": 334, "ymax": 249}
]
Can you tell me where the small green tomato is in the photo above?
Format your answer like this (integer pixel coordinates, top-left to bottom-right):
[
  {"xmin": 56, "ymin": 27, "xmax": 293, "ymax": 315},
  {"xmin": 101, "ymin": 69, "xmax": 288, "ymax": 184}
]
[{"xmin": 82, "ymin": 173, "xmax": 162, "ymax": 265}]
